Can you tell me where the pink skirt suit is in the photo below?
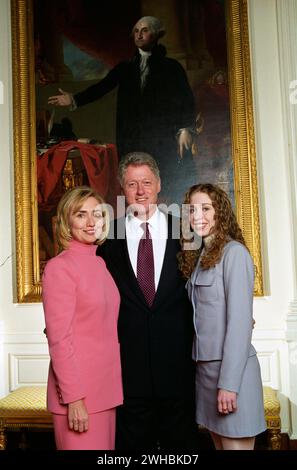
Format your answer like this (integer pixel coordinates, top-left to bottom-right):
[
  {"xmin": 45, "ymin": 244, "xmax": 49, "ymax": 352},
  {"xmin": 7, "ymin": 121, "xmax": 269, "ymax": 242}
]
[{"xmin": 42, "ymin": 240, "xmax": 123, "ymax": 450}]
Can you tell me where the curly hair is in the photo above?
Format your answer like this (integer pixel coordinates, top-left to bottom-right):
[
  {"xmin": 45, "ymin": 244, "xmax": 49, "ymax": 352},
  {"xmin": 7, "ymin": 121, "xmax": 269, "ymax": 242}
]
[{"xmin": 178, "ymin": 183, "xmax": 247, "ymax": 279}]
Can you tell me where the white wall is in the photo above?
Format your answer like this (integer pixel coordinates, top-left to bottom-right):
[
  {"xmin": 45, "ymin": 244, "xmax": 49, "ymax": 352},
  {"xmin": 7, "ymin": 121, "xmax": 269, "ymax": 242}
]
[
  {"xmin": 249, "ymin": 0, "xmax": 297, "ymax": 438},
  {"xmin": 0, "ymin": 0, "xmax": 297, "ymax": 439},
  {"xmin": 0, "ymin": 0, "xmax": 49, "ymax": 397},
  {"xmin": 276, "ymin": 0, "xmax": 297, "ymax": 438}
]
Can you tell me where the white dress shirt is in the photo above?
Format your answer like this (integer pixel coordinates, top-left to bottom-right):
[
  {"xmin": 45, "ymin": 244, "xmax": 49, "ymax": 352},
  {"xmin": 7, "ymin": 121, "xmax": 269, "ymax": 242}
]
[
  {"xmin": 138, "ymin": 48, "xmax": 151, "ymax": 89},
  {"xmin": 126, "ymin": 208, "xmax": 168, "ymax": 290}
]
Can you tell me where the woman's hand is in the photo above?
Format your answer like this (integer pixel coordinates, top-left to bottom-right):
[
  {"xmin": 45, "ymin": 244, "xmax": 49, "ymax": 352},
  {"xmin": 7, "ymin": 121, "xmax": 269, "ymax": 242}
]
[
  {"xmin": 68, "ymin": 399, "xmax": 89, "ymax": 432},
  {"xmin": 217, "ymin": 388, "xmax": 237, "ymax": 415}
]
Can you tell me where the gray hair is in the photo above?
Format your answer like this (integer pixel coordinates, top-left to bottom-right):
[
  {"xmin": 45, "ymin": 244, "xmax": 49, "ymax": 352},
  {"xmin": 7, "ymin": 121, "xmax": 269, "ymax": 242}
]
[
  {"xmin": 118, "ymin": 152, "xmax": 160, "ymax": 186},
  {"xmin": 132, "ymin": 16, "xmax": 166, "ymax": 39}
]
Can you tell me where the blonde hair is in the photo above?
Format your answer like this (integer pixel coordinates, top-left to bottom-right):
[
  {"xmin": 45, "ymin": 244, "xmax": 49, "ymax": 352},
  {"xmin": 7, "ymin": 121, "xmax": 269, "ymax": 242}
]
[{"xmin": 56, "ymin": 186, "xmax": 110, "ymax": 251}]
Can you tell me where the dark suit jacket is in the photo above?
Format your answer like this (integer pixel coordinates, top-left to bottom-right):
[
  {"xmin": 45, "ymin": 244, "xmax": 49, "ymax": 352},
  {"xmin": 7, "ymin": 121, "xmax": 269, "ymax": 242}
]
[
  {"xmin": 98, "ymin": 214, "xmax": 194, "ymax": 398},
  {"xmin": 75, "ymin": 45, "xmax": 195, "ymax": 170}
]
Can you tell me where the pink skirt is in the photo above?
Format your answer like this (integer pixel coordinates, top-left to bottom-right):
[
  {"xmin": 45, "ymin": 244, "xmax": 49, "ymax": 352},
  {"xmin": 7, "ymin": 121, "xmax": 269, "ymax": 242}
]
[{"xmin": 52, "ymin": 408, "xmax": 116, "ymax": 450}]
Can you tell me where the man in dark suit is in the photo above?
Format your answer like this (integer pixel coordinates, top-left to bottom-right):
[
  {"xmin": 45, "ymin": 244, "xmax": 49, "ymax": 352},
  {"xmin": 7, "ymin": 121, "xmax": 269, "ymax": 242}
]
[
  {"xmin": 48, "ymin": 16, "xmax": 196, "ymax": 202},
  {"xmin": 98, "ymin": 152, "xmax": 197, "ymax": 450}
]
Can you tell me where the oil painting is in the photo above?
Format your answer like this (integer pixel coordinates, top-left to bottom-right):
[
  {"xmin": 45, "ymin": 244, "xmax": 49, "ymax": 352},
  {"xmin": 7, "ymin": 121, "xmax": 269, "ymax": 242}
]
[{"xmin": 11, "ymin": 0, "xmax": 263, "ymax": 301}]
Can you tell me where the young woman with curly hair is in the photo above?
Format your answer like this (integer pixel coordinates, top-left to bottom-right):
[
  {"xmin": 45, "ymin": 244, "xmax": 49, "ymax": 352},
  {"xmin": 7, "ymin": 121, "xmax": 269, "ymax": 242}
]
[{"xmin": 178, "ymin": 183, "xmax": 266, "ymax": 450}]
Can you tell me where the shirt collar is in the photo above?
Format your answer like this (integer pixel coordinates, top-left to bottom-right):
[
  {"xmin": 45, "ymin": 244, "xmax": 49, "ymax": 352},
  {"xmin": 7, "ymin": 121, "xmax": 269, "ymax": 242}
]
[
  {"xmin": 138, "ymin": 48, "xmax": 152, "ymax": 58},
  {"xmin": 147, "ymin": 207, "xmax": 160, "ymax": 232},
  {"xmin": 126, "ymin": 207, "xmax": 160, "ymax": 232}
]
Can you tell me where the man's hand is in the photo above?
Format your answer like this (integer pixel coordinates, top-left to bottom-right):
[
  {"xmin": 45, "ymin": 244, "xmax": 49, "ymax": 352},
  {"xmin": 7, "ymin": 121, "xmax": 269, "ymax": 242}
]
[
  {"xmin": 48, "ymin": 88, "xmax": 72, "ymax": 107},
  {"xmin": 217, "ymin": 388, "xmax": 237, "ymax": 414},
  {"xmin": 68, "ymin": 399, "xmax": 89, "ymax": 432},
  {"xmin": 177, "ymin": 129, "xmax": 192, "ymax": 159}
]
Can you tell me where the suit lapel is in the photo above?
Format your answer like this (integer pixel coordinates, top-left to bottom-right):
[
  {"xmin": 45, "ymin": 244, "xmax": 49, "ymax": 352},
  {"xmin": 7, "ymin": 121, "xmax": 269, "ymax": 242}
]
[
  {"xmin": 113, "ymin": 214, "xmax": 179, "ymax": 310},
  {"xmin": 151, "ymin": 215, "xmax": 175, "ymax": 309}
]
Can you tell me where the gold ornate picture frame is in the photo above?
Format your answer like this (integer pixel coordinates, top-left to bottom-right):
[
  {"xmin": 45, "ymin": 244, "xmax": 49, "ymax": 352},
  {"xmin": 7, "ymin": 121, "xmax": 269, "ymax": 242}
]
[{"xmin": 11, "ymin": 0, "xmax": 263, "ymax": 302}]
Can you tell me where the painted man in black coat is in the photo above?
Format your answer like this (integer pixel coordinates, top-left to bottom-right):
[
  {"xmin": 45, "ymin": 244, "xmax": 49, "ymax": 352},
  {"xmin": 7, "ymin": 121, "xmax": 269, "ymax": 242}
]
[{"xmin": 49, "ymin": 16, "xmax": 196, "ymax": 202}]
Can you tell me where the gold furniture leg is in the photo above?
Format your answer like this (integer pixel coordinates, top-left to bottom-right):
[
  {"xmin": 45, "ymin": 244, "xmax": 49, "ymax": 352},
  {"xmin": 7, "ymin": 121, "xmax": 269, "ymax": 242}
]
[{"xmin": 263, "ymin": 386, "xmax": 281, "ymax": 450}]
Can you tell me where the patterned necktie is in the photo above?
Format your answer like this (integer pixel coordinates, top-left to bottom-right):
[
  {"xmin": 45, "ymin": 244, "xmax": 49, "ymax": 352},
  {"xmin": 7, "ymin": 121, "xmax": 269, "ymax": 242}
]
[{"xmin": 137, "ymin": 222, "xmax": 155, "ymax": 306}]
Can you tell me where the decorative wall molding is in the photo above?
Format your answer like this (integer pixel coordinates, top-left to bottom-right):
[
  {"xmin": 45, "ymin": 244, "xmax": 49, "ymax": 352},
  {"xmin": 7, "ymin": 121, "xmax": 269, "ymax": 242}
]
[
  {"xmin": 286, "ymin": 301, "xmax": 297, "ymax": 340},
  {"xmin": 9, "ymin": 353, "xmax": 49, "ymax": 390},
  {"xmin": 0, "ymin": 329, "xmax": 292, "ymax": 432},
  {"xmin": 1, "ymin": 332, "xmax": 49, "ymax": 396},
  {"xmin": 252, "ymin": 337, "xmax": 291, "ymax": 433},
  {"xmin": 1, "ymin": 331, "xmax": 287, "ymax": 389},
  {"xmin": 256, "ymin": 349, "xmax": 280, "ymax": 389}
]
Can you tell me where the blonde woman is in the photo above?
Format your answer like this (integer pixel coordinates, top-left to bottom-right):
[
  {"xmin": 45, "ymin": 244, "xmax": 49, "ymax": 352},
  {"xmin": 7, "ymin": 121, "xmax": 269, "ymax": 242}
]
[
  {"xmin": 42, "ymin": 186, "xmax": 122, "ymax": 450},
  {"xmin": 179, "ymin": 183, "xmax": 266, "ymax": 450}
]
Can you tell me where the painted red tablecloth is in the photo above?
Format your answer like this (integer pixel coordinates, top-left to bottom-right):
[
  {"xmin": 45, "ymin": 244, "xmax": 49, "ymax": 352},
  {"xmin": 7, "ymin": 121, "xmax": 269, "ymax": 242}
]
[{"xmin": 37, "ymin": 141, "xmax": 120, "ymax": 210}]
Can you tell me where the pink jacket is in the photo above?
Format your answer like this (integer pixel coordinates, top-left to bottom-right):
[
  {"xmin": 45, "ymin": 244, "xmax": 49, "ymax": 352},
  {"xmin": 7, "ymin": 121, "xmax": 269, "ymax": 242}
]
[{"xmin": 42, "ymin": 239, "xmax": 123, "ymax": 414}]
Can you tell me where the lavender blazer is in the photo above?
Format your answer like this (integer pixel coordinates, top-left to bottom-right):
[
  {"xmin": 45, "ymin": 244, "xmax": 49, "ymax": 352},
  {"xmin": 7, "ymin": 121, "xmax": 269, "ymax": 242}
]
[{"xmin": 187, "ymin": 240, "xmax": 257, "ymax": 393}]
